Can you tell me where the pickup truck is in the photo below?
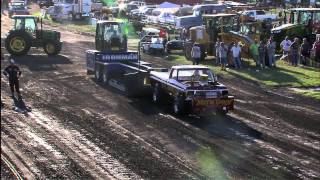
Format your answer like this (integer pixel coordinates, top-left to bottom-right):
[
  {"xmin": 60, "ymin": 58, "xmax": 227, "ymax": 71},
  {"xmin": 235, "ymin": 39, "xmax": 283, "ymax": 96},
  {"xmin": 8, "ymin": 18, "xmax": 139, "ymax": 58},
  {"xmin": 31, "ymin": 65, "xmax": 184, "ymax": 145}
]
[
  {"xmin": 149, "ymin": 65, "xmax": 234, "ymax": 115},
  {"xmin": 241, "ymin": 10, "xmax": 277, "ymax": 21}
]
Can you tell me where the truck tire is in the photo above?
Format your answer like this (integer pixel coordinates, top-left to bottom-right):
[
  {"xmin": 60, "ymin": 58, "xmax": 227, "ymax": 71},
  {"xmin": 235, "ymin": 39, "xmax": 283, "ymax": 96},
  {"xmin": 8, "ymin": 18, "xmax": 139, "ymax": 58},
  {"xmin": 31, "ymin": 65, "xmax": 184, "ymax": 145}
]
[
  {"xmin": 5, "ymin": 31, "xmax": 31, "ymax": 56},
  {"xmin": 43, "ymin": 41, "xmax": 61, "ymax": 56},
  {"xmin": 102, "ymin": 68, "xmax": 109, "ymax": 84},
  {"xmin": 173, "ymin": 95, "xmax": 186, "ymax": 116},
  {"xmin": 95, "ymin": 64, "xmax": 102, "ymax": 82},
  {"xmin": 152, "ymin": 83, "xmax": 162, "ymax": 104}
]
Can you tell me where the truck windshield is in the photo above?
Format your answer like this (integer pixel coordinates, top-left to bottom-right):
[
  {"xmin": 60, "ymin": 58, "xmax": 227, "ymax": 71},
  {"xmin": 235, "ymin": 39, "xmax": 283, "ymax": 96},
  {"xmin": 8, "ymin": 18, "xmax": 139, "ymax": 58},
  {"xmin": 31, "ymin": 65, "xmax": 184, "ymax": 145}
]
[
  {"xmin": 176, "ymin": 69, "xmax": 214, "ymax": 82},
  {"xmin": 104, "ymin": 24, "xmax": 121, "ymax": 40}
]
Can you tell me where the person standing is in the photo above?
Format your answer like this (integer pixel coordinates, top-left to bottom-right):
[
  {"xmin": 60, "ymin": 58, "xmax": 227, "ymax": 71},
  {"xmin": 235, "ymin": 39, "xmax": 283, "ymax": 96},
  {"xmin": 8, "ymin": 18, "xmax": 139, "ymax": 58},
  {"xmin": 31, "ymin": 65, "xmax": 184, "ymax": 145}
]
[
  {"xmin": 267, "ymin": 37, "xmax": 277, "ymax": 67},
  {"xmin": 300, "ymin": 38, "xmax": 311, "ymax": 65},
  {"xmin": 215, "ymin": 38, "xmax": 221, "ymax": 65},
  {"xmin": 219, "ymin": 42, "xmax": 228, "ymax": 70},
  {"xmin": 191, "ymin": 43, "xmax": 201, "ymax": 65},
  {"xmin": 290, "ymin": 38, "xmax": 300, "ymax": 66},
  {"xmin": 280, "ymin": 36, "xmax": 292, "ymax": 62},
  {"xmin": 258, "ymin": 40, "xmax": 266, "ymax": 69},
  {"xmin": 312, "ymin": 35, "xmax": 320, "ymax": 62},
  {"xmin": 231, "ymin": 42, "xmax": 241, "ymax": 69},
  {"xmin": 250, "ymin": 40, "xmax": 259, "ymax": 67},
  {"xmin": 3, "ymin": 58, "xmax": 22, "ymax": 99}
]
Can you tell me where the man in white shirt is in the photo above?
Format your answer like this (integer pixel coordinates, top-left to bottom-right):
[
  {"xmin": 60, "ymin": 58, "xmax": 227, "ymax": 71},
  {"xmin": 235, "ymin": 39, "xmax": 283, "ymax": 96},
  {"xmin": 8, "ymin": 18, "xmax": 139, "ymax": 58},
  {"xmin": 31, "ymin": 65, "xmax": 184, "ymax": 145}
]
[
  {"xmin": 191, "ymin": 43, "xmax": 201, "ymax": 65},
  {"xmin": 231, "ymin": 42, "xmax": 241, "ymax": 69},
  {"xmin": 280, "ymin": 36, "xmax": 292, "ymax": 61}
]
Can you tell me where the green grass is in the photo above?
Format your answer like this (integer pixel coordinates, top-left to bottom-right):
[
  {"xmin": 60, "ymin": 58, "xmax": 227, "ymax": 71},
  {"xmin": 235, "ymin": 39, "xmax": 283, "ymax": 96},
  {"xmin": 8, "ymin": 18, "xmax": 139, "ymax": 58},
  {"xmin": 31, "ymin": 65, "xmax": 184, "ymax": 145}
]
[
  {"xmin": 291, "ymin": 88, "xmax": 320, "ymax": 100},
  {"xmin": 228, "ymin": 60, "xmax": 320, "ymax": 87}
]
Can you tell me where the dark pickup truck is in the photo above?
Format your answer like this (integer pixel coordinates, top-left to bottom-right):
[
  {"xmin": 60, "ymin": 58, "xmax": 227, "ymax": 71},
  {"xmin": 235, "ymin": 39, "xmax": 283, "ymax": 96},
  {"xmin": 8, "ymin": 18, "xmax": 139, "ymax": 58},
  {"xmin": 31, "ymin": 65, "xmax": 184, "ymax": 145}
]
[{"xmin": 149, "ymin": 65, "xmax": 234, "ymax": 115}]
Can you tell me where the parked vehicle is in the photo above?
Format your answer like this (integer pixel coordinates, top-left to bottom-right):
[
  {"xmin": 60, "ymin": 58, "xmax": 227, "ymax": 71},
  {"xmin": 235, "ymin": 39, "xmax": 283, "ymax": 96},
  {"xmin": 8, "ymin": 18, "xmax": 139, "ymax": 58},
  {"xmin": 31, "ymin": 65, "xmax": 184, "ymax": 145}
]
[
  {"xmin": 240, "ymin": 10, "xmax": 277, "ymax": 21},
  {"xmin": 5, "ymin": 15, "xmax": 62, "ymax": 56},
  {"xmin": 149, "ymin": 65, "xmax": 234, "ymax": 115},
  {"xmin": 8, "ymin": 1, "xmax": 29, "ymax": 18},
  {"xmin": 140, "ymin": 35, "xmax": 165, "ymax": 54},
  {"xmin": 165, "ymin": 39, "xmax": 185, "ymax": 53},
  {"xmin": 49, "ymin": 0, "xmax": 92, "ymax": 20},
  {"xmin": 157, "ymin": 11, "xmax": 176, "ymax": 25},
  {"xmin": 139, "ymin": 28, "xmax": 165, "ymax": 54},
  {"xmin": 176, "ymin": 4, "xmax": 226, "ymax": 29},
  {"xmin": 37, "ymin": 0, "xmax": 54, "ymax": 8},
  {"xmin": 193, "ymin": 4, "xmax": 227, "ymax": 16}
]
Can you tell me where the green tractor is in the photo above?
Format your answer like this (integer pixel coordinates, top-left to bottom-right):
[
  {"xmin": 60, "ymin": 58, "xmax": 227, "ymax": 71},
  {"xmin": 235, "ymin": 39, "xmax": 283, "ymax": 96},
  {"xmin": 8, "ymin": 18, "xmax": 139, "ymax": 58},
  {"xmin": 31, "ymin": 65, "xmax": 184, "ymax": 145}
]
[
  {"xmin": 5, "ymin": 15, "xmax": 62, "ymax": 56},
  {"xmin": 271, "ymin": 8, "xmax": 320, "ymax": 50}
]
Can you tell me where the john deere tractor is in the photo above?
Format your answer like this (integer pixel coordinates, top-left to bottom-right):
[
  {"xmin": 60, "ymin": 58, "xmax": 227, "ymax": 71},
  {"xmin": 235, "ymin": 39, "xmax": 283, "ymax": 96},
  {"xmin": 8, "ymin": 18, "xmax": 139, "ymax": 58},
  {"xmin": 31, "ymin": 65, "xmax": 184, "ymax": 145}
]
[{"xmin": 5, "ymin": 15, "xmax": 62, "ymax": 56}]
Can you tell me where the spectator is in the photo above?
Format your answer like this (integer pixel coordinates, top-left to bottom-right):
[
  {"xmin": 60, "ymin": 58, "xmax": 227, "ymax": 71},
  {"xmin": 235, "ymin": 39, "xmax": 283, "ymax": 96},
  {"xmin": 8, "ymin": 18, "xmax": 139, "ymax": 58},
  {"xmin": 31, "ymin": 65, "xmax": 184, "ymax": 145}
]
[
  {"xmin": 267, "ymin": 37, "xmax": 277, "ymax": 67},
  {"xmin": 250, "ymin": 40, "xmax": 259, "ymax": 67},
  {"xmin": 258, "ymin": 40, "xmax": 266, "ymax": 69},
  {"xmin": 219, "ymin": 42, "xmax": 228, "ymax": 70},
  {"xmin": 290, "ymin": 38, "xmax": 300, "ymax": 66},
  {"xmin": 191, "ymin": 43, "xmax": 201, "ymax": 65},
  {"xmin": 312, "ymin": 35, "xmax": 320, "ymax": 62},
  {"xmin": 300, "ymin": 38, "xmax": 311, "ymax": 65},
  {"xmin": 3, "ymin": 58, "xmax": 22, "ymax": 99},
  {"xmin": 215, "ymin": 38, "xmax": 221, "ymax": 65},
  {"xmin": 231, "ymin": 42, "xmax": 241, "ymax": 69},
  {"xmin": 280, "ymin": 36, "xmax": 292, "ymax": 62}
]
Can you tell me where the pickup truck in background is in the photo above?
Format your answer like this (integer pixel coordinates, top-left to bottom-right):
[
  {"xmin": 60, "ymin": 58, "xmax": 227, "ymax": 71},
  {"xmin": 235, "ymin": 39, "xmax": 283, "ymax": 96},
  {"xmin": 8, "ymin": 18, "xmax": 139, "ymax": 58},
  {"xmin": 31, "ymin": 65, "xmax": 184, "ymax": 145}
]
[
  {"xmin": 149, "ymin": 65, "xmax": 234, "ymax": 115},
  {"xmin": 241, "ymin": 10, "xmax": 277, "ymax": 21}
]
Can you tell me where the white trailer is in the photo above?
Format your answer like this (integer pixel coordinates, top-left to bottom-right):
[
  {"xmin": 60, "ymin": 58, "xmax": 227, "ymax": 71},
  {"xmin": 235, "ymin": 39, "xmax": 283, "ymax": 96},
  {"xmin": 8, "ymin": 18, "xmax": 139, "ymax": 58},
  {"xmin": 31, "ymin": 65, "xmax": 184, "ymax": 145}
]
[{"xmin": 50, "ymin": 0, "xmax": 92, "ymax": 20}]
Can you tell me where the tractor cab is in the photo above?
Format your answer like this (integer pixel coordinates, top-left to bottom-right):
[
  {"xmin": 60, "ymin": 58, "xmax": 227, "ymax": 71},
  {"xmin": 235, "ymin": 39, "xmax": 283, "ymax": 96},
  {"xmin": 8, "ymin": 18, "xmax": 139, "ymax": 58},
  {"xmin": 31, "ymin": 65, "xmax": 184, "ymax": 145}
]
[
  {"xmin": 272, "ymin": 8, "xmax": 320, "ymax": 50},
  {"xmin": 202, "ymin": 13, "xmax": 239, "ymax": 43},
  {"xmin": 12, "ymin": 15, "xmax": 38, "ymax": 36},
  {"xmin": 95, "ymin": 21, "xmax": 128, "ymax": 53}
]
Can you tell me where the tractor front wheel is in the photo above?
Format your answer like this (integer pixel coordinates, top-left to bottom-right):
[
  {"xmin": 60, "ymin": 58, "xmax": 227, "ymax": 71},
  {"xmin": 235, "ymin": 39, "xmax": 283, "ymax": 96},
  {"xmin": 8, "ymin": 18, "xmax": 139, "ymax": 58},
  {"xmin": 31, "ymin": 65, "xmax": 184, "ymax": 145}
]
[
  {"xmin": 5, "ymin": 31, "xmax": 31, "ymax": 56},
  {"xmin": 43, "ymin": 41, "xmax": 61, "ymax": 56}
]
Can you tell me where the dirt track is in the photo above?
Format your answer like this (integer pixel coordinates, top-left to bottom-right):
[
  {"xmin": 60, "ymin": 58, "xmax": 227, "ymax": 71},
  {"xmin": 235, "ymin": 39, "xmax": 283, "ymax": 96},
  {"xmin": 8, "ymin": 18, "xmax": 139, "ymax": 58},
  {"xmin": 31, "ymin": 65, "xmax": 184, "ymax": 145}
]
[{"xmin": 1, "ymin": 9, "xmax": 320, "ymax": 179}]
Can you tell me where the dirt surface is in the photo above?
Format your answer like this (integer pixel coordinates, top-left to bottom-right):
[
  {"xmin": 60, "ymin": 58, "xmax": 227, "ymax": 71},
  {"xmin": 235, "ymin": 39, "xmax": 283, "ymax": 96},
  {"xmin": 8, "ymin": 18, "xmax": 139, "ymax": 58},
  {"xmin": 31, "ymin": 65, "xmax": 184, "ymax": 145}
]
[{"xmin": 1, "ymin": 7, "xmax": 320, "ymax": 179}]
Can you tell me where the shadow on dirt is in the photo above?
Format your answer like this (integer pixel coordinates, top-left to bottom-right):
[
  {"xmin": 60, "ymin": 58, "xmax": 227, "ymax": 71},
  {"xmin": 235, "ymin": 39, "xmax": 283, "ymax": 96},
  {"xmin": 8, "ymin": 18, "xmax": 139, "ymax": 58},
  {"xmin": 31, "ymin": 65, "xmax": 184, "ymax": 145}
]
[
  {"xmin": 11, "ymin": 54, "xmax": 72, "ymax": 71},
  {"xmin": 93, "ymin": 78, "xmax": 263, "ymax": 141},
  {"xmin": 12, "ymin": 96, "xmax": 32, "ymax": 116}
]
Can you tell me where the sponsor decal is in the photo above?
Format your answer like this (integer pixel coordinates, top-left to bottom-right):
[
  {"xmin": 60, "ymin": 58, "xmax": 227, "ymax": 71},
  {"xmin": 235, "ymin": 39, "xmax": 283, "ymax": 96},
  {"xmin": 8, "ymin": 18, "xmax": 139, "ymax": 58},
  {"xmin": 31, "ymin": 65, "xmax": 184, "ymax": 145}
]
[
  {"xmin": 99, "ymin": 53, "xmax": 138, "ymax": 61},
  {"xmin": 194, "ymin": 98, "xmax": 234, "ymax": 107}
]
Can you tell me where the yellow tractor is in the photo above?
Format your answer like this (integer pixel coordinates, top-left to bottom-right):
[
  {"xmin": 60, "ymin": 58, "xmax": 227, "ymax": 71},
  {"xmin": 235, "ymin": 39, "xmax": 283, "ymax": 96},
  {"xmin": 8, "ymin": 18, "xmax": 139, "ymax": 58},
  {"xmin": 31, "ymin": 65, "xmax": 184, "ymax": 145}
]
[{"xmin": 184, "ymin": 13, "xmax": 239, "ymax": 60}]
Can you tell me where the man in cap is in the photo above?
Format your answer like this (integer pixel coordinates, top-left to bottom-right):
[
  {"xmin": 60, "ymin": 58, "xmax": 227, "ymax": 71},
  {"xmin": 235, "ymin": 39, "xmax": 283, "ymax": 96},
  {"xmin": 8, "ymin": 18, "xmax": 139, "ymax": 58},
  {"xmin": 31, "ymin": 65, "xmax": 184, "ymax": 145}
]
[{"xmin": 3, "ymin": 58, "xmax": 22, "ymax": 99}]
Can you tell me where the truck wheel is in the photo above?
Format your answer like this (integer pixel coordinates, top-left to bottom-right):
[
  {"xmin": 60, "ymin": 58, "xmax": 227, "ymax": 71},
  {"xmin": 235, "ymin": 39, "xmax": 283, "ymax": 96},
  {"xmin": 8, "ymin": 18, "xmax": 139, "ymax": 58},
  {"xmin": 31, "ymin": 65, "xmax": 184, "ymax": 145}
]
[
  {"xmin": 102, "ymin": 68, "xmax": 109, "ymax": 84},
  {"xmin": 173, "ymin": 95, "xmax": 186, "ymax": 115},
  {"xmin": 44, "ymin": 41, "xmax": 61, "ymax": 56},
  {"xmin": 95, "ymin": 65, "xmax": 102, "ymax": 82},
  {"xmin": 152, "ymin": 84, "xmax": 162, "ymax": 104},
  {"xmin": 5, "ymin": 31, "xmax": 31, "ymax": 56}
]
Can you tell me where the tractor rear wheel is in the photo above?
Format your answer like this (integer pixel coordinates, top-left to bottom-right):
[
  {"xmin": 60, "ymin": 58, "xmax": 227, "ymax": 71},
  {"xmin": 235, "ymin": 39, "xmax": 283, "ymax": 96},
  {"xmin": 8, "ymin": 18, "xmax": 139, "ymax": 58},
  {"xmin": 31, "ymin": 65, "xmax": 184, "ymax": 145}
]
[
  {"xmin": 43, "ymin": 41, "xmax": 61, "ymax": 56},
  {"xmin": 5, "ymin": 31, "xmax": 31, "ymax": 56}
]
